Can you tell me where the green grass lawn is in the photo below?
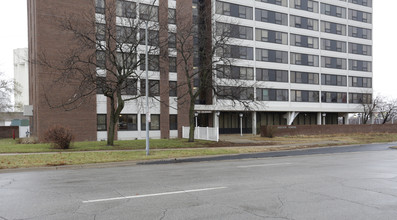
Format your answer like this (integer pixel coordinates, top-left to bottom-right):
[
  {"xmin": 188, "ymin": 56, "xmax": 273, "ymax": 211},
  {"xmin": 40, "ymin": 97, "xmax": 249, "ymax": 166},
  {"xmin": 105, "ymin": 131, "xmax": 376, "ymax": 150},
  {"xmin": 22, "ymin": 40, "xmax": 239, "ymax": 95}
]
[
  {"xmin": 0, "ymin": 138, "xmax": 213, "ymax": 154},
  {"xmin": 0, "ymin": 148, "xmax": 243, "ymax": 169}
]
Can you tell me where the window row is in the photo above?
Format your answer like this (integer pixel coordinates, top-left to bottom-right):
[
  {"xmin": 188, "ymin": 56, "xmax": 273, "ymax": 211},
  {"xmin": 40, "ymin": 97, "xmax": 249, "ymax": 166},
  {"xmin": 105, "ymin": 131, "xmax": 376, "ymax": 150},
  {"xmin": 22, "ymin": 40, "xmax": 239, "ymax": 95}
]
[
  {"xmin": 217, "ymin": 1, "xmax": 371, "ymax": 22},
  {"xmin": 97, "ymin": 114, "xmax": 178, "ymax": 131},
  {"xmin": 216, "ymin": 67, "xmax": 371, "ymax": 88},
  {"xmin": 96, "ymin": 0, "xmax": 177, "ymax": 24},
  {"xmin": 96, "ymin": 52, "xmax": 177, "ymax": 72},
  {"xmin": 257, "ymin": 0, "xmax": 372, "ymax": 8},
  {"xmin": 96, "ymin": 78, "xmax": 177, "ymax": 97}
]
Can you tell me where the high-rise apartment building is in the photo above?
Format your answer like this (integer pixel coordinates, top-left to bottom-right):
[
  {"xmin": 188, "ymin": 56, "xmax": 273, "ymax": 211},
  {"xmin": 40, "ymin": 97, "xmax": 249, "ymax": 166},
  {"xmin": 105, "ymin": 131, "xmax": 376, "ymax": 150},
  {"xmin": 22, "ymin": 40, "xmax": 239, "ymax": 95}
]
[
  {"xmin": 28, "ymin": 0, "xmax": 373, "ymax": 141},
  {"xmin": 14, "ymin": 48, "xmax": 29, "ymax": 111}
]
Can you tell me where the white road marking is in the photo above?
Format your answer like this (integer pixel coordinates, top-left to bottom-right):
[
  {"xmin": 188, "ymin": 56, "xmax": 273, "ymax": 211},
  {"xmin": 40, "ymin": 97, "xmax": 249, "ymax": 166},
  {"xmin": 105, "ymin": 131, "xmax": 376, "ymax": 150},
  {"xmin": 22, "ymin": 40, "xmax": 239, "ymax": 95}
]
[
  {"xmin": 82, "ymin": 186, "xmax": 227, "ymax": 203},
  {"xmin": 237, "ymin": 163, "xmax": 292, "ymax": 168}
]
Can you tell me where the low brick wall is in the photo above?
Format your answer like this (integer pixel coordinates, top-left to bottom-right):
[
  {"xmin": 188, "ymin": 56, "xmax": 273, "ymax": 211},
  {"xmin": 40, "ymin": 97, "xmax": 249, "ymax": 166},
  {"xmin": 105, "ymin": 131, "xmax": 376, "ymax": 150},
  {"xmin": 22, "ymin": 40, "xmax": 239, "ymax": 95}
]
[
  {"xmin": 0, "ymin": 126, "xmax": 19, "ymax": 139},
  {"xmin": 260, "ymin": 124, "xmax": 397, "ymax": 137}
]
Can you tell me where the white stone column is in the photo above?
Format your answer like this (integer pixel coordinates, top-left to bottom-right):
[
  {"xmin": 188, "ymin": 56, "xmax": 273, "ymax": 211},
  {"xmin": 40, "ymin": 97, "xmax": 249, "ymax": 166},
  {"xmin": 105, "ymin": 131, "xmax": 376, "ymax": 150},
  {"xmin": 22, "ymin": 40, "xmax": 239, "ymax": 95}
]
[
  {"xmin": 344, "ymin": 113, "xmax": 350, "ymax": 125},
  {"xmin": 317, "ymin": 112, "xmax": 322, "ymax": 125},
  {"xmin": 213, "ymin": 111, "xmax": 219, "ymax": 128},
  {"xmin": 252, "ymin": 111, "xmax": 257, "ymax": 135}
]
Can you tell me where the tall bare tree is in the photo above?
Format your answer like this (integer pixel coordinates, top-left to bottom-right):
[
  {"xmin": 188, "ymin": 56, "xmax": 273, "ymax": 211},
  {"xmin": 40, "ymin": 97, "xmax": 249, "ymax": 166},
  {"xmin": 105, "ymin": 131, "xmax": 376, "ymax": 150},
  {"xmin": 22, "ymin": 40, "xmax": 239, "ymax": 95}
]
[
  {"xmin": 37, "ymin": 0, "xmax": 160, "ymax": 145},
  {"xmin": 0, "ymin": 72, "xmax": 21, "ymax": 112},
  {"xmin": 360, "ymin": 95, "xmax": 380, "ymax": 124},
  {"xmin": 174, "ymin": 1, "xmax": 256, "ymax": 142},
  {"xmin": 377, "ymin": 97, "xmax": 397, "ymax": 124}
]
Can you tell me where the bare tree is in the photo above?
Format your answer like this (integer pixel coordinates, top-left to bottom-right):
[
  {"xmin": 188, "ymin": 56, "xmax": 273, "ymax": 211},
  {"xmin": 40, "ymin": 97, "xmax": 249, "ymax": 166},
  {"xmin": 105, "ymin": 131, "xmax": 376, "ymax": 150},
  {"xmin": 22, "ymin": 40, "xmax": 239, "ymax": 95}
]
[
  {"xmin": 0, "ymin": 72, "xmax": 21, "ymax": 112},
  {"xmin": 174, "ymin": 1, "xmax": 256, "ymax": 142},
  {"xmin": 37, "ymin": 0, "xmax": 161, "ymax": 145},
  {"xmin": 377, "ymin": 97, "xmax": 397, "ymax": 124},
  {"xmin": 360, "ymin": 95, "xmax": 380, "ymax": 124}
]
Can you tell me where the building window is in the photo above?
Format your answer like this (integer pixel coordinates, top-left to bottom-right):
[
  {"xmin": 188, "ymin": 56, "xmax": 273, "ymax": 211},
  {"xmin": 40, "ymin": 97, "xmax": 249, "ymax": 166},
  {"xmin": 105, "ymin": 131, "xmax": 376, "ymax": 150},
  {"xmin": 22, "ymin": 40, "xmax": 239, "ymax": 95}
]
[
  {"xmin": 95, "ymin": 0, "xmax": 105, "ymax": 14},
  {"xmin": 255, "ymin": 8, "xmax": 288, "ymax": 25},
  {"xmin": 141, "ymin": 114, "xmax": 160, "ymax": 130},
  {"xmin": 321, "ymin": 56, "xmax": 347, "ymax": 69},
  {"xmin": 141, "ymin": 80, "xmax": 160, "ymax": 96},
  {"xmin": 348, "ymin": 9, "xmax": 372, "ymax": 23},
  {"xmin": 256, "ymin": 88, "xmax": 288, "ymax": 101},
  {"xmin": 321, "ymin": 92, "xmax": 347, "ymax": 103},
  {"xmin": 118, "ymin": 114, "xmax": 138, "ymax": 130},
  {"xmin": 321, "ymin": 74, "xmax": 347, "ymax": 86},
  {"xmin": 290, "ymin": 0, "xmax": 319, "ymax": 13},
  {"xmin": 291, "ymin": 90, "xmax": 319, "ymax": 102},
  {"xmin": 349, "ymin": 76, "xmax": 372, "ymax": 88},
  {"xmin": 168, "ymin": 8, "xmax": 176, "ymax": 24},
  {"xmin": 290, "ymin": 34, "xmax": 319, "ymax": 49},
  {"xmin": 169, "ymin": 81, "xmax": 177, "ymax": 97},
  {"xmin": 168, "ymin": 33, "xmax": 176, "ymax": 48},
  {"xmin": 116, "ymin": 26, "xmax": 136, "ymax": 44},
  {"xmin": 139, "ymin": 4, "xmax": 158, "ymax": 21},
  {"xmin": 140, "ymin": 55, "xmax": 159, "ymax": 71},
  {"xmin": 348, "ymin": 43, "xmax": 372, "ymax": 56},
  {"xmin": 290, "ymin": 15, "xmax": 319, "ymax": 31},
  {"xmin": 170, "ymin": 115, "xmax": 178, "ymax": 130},
  {"xmin": 116, "ymin": 0, "xmax": 136, "ymax": 18},
  {"xmin": 348, "ymin": 26, "xmax": 372, "ymax": 40},
  {"xmin": 218, "ymin": 87, "xmax": 254, "ymax": 100},
  {"xmin": 116, "ymin": 52, "xmax": 137, "ymax": 70},
  {"xmin": 320, "ymin": 21, "xmax": 346, "ymax": 36},
  {"xmin": 290, "ymin": 71, "xmax": 319, "ymax": 84},
  {"xmin": 349, "ymin": 0, "xmax": 372, "ymax": 7},
  {"xmin": 215, "ymin": 1, "xmax": 253, "ymax": 20},
  {"xmin": 216, "ymin": 22, "xmax": 253, "ymax": 40},
  {"xmin": 256, "ymin": 0, "xmax": 288, "ymax": 7},
  {"xmin": 139, "ymin": 29, "xmax": 158, "ymax": 46},
  {"xmin": 320, "ymin": 3, "xmax": 346, "ymax": 18},
  {"xmin": 256, "ymin": 48, "xmax": 288, "ymax": 64},
  {"xmin": 217, "ymin": 45, "xmax": 254, "ymax": 60},
  {"xmin": 121, "ymin": 78, "xmax": 138, "ymax": 95},
  {"xmin": 96, "ymin": 23, "xmax": 106, "ymax": 41},
  {"xmin": 256, "ymin": 68, "xmax": 288, "ymax": 82},
  {"xmin": 321, "ymin": 39, "xmax": 346, "ymax": 53},
  {"xmin": 96, "ymin": 50, "xmax": 106, "ymax": 69},
  {"xmin": 349, "ymin": 93, "xmax": 372, "ymax": 104},
  {"xmin": 169, "ymin": 57, "xmax": 177, "ymax": 72},
  {"xmin": 96, "ymin": 76, "xmax": 106, "ymax": 94},
  {"xmin": 216, "ymin": 65, "xmax": 254, "ymax": 80},
  {"xmin": 348, "ymin": 60, "xmax": 372, "ymax": 72},
  {"xmin": 255, "ymin": 28, "xmax": 288, "ymax": 45},
  {"xmin": 290, "ymin": 53, "xmax": 319, "ymax": 67},
  {"xmin": 97, "ymin": 114, "xmax": 107, "ymax": 131}
]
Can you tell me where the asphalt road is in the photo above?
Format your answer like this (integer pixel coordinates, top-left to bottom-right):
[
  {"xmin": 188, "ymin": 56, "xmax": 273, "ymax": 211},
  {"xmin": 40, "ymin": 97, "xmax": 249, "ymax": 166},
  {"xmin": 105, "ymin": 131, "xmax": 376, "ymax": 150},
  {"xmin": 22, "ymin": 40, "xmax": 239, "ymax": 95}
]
[{"xmin": 1, "ymin": 143, "xmax": 397, "ymax": 220}]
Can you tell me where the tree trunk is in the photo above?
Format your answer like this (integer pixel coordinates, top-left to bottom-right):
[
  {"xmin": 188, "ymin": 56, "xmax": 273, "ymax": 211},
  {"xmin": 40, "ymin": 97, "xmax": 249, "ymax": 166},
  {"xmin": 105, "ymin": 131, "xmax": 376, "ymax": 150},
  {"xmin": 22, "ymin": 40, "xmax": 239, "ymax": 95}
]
[
  {"xmin": 188, "ymin": 98, "xmax": 196, "ymax": 142},
  {"xmin": 107, "ymin": 97, "xmax": 116, "ymax": 146}
]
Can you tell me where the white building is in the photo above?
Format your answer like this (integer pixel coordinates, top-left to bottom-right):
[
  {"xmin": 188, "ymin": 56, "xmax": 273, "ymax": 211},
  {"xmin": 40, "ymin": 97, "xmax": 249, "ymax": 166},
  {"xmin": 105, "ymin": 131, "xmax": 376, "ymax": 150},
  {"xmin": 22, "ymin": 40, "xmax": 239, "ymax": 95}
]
[
  {"xmin": 13, "ymin": 48, "xmax": 29, "ymax": 111},
  {"xmin": 196, "ymin": 0, "xmax": 373, "ymax": 134}
]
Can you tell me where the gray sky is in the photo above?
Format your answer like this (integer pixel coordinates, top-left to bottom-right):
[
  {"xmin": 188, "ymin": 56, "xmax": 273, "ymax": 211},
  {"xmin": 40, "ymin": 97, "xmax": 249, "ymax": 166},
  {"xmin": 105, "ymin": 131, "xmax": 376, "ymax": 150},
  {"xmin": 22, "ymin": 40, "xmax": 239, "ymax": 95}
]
[{"xmin": 0, "ymin": 1, "xmax": 395, "ymax": 99}]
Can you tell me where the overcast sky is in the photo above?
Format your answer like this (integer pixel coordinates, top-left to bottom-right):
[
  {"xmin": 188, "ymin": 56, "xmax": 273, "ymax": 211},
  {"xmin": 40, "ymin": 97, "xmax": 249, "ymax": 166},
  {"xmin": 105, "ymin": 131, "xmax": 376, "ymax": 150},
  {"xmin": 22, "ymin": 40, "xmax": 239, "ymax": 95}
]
[{"xmin": 0, "ymin": 1, "xmax": 395, "ymax": 99}]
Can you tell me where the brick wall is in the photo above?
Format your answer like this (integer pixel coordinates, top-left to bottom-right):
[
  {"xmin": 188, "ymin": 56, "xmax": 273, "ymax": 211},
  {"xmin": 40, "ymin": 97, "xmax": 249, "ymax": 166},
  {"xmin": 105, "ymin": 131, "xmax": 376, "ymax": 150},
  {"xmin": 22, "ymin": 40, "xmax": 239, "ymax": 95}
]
[
  {"xmin": 261, "ymin": 124, "xmax": 397, "ymax": 137},
  {"xmin": 0, "ymin": 127, "xmax": 19, "ymax": 139}
]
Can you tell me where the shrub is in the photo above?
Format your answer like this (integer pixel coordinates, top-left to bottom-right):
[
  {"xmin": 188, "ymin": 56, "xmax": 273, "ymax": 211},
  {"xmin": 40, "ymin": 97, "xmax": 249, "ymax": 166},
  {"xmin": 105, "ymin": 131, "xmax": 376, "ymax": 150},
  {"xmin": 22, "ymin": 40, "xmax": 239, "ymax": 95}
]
[
  {"xmin": 44, "ymin": 125, "xmax": 74, "ymax": 149},
  {"xmin": 16, "ymin": 136, "xmax": 39, "ymax": 144}
]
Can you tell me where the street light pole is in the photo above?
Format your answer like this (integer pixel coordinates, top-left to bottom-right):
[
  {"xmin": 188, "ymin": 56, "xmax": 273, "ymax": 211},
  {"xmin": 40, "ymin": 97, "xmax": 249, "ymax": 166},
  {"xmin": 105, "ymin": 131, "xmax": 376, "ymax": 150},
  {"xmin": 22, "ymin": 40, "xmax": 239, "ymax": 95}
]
[
  {"xmin": 145, "ymin": 21, "xmax": 150, "ymax": 156},
  {"xmin": 195, "ymin": 112, "xmax": 198, "ymax": 127}
]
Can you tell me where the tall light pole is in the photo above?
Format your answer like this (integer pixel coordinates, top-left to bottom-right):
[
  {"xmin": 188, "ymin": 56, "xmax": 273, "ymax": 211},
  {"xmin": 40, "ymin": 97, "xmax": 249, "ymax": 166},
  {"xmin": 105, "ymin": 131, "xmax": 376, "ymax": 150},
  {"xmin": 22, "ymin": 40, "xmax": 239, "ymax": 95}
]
[
  {"xmin": 195, "ymin": 112, "xmax": 199, "ymax": 127},
  {"xmin": 145, "ymin": 21, "xmax": 150, "ymax": 156}
]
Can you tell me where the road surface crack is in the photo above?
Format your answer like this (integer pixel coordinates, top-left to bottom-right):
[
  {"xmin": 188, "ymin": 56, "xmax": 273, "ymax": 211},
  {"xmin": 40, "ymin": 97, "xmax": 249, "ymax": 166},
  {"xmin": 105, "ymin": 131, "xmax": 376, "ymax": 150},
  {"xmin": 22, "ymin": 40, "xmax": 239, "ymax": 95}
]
[
  {"xmin": 0, "ymin": 179, "xmax": 15, "ymax": 188},
  {"xmin": 159, "ymin": 209, "xmax": 168, "ymax": 220}
]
